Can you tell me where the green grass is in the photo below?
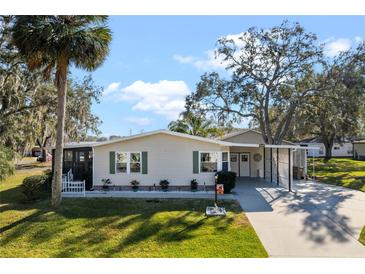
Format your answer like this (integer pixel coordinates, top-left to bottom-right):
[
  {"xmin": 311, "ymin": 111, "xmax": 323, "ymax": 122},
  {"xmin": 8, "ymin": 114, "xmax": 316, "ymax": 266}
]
[
  {"xmin": 307, "ymin": 158, "xmax": 365, "ymax": 192},
  {"xmin": 360, "ymin": 226, "xmax": 365, "ymax": 246},
  {"xmin": 15, "ymin": 157, "xmax": 52, "ymax": 170},
  {"xmin": 0, "ymin": 170, "xmax": 267, "ymax": 258}
]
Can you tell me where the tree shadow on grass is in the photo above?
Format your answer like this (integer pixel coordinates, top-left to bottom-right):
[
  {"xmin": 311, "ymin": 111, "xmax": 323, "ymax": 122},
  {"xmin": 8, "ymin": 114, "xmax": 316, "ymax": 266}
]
[{"xmin": 1, "ymin": 198, "xmax": 239, "ymax": 257}]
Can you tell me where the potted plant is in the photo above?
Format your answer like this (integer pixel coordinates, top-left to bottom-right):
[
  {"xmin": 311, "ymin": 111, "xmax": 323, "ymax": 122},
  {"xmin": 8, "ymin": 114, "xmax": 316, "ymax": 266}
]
[
  {"xmin": 101, "ymin": 178, "xmax": 112, "ymax": 191},
  {"xmin": 159, "ymin": 179, "xmax": 169, "ymax": 192},
  {"xmin": 130, "ymin": 180, "xmax": 140, "ymax": 192},
  {"xmin": 190, "ymin": 179, "xmax": 198, "ymax": 192}
]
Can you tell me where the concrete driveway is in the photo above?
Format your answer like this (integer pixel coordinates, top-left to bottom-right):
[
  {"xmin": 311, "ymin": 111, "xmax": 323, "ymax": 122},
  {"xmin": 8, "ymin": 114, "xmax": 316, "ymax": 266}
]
[{"xmin": 233, "ymin": 179, "xmax": 365, "ymax": 257}]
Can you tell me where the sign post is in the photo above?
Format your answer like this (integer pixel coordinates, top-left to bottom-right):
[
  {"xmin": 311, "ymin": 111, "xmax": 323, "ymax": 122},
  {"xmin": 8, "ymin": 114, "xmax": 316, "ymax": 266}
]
[{"xmin": 206, "ymin": 173, "xmax": 226, "ymax": 216}]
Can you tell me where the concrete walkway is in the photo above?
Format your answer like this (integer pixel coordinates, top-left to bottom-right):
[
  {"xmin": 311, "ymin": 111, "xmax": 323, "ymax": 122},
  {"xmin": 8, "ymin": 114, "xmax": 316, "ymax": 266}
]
[
  {"xmin": 63, "ymin": 190, "xmax": 235, "ymax": 200},
  {"xmin": 233, "ymin": 179, "xmax": 365, "ymax": 257}
]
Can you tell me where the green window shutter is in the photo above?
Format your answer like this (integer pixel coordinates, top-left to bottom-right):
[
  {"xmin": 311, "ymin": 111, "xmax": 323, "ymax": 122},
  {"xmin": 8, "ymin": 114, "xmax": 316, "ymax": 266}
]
[
  {"xmin": 142, "ymin": 151, "xmax": 148, "ymax": 174},
  {"xmin": 193, "ymin": 151, "xmax": 199, "ymax": 174},
  {"xmin": 109, "ymin": 151, "xmax": 115, "ymax": 174}
]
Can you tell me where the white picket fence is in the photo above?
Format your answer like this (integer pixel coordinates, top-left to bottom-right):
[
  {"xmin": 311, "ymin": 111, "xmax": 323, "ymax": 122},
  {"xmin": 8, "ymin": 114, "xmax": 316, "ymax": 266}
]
[{"xmin": 62, "ymin": 169, "xmax": 85, "ymax": 196}]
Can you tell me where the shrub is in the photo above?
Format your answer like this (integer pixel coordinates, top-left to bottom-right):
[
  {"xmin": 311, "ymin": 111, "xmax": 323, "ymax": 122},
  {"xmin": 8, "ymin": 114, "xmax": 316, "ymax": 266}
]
[
  {"xmin": 101, "ymin": 178, "xmax": 112, "ymax": 189},
  {"xmin": 42, "ymin": 169, "xmax": 52, "ymax": 192},
  {"xmin": 21, "ymin": 172, "xmax": 51, "ymax": 201},
  {"xmin": 130, "ymin": 180, "xmax": 140, "ymax": 191},
  {"xmin": 216, "ymin": 171, "xmax": 236, "ymax": 193},
  {"xmin": 159, "ymin": 179, "xmax": 170, "ymax": 191},
  {"xmin": 190, "ymin": 179, "xmax": 198, "ymax": 191}
]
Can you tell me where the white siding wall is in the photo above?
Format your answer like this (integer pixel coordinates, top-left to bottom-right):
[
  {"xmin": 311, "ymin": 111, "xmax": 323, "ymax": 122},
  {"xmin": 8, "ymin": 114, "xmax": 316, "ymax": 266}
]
[
  {"xmin": 224, "ymin": 131, "xmax": 266, "ymax": 144},
  {"xmin": 93, "ymin": 133, "xmax": 229, "ymax": 186}
]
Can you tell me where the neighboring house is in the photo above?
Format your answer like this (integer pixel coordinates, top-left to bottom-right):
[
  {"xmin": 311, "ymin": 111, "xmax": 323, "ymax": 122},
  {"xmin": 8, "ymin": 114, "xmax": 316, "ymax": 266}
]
[
  {"xmin": 298, "ymin": 137, "xmax": 353, "ymax": 157},
  {"xmin": 353, "ymin": 140, "xmax": 365, "ymax": 161},
  {"xmin": 55, "ymin": 129, "xmax": 310, "ymax": 192}
]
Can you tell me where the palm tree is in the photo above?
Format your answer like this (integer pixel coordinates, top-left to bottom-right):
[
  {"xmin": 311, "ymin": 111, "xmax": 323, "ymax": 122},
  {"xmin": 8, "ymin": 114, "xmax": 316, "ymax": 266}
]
[
  {"xmin": 12, "ymin": 16, "xmax": 112, "ymax": 208},
  {"xmin": 168, "ymin": 111, "xmax": 224, "ymax": 137}
]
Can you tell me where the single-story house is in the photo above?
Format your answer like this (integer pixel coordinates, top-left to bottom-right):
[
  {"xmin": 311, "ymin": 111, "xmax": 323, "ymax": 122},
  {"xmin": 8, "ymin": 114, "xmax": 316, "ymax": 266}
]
[
  {"xmin": 353, "ymin": 140, "xmax": 365, "ymax": 161},
  {"xmin": 298, "ymin": 137, "xmax": 353, "ymax": 157},
  {"xmin": 55, "ymin": 129, "xmax": 310, "ymax": 192}
]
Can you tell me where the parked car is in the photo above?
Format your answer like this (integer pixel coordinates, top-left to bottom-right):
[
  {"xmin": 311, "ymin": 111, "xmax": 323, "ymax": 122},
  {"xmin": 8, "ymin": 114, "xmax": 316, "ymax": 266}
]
[
  {"xmin": 31, "ymin": 147, "xmax": 42, "ymax": 157},
  {"xmin": 37, "ymin": 152, "xmax": 52, "ymax": 162}
]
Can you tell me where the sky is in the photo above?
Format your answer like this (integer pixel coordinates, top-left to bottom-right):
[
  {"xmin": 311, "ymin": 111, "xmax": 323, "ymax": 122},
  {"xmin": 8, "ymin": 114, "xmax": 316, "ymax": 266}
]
[{"xmin": 71, "ymin": 16, "xmax": 365, "ymax": 137}]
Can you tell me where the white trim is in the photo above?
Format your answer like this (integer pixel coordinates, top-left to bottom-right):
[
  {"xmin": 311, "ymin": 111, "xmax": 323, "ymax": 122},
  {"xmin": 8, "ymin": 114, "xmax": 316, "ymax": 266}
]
[
  {"xmin": 222, "ymin": 151, "xmax": 229, "ymax": 171},
  {"xmin": 226, "ymin": 143, "xmax": 260, "ymax": 148},
  {"xmin": 63, "ymin": 130, "xmax": 290, "ymax": 149},
  {"xmin": 264, "ymin": 144, "xmax": 320, "ymax": 150}
]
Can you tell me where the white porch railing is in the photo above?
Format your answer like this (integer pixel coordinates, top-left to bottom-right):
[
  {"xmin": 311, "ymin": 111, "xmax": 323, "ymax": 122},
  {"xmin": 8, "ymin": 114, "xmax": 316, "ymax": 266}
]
[{"xmin": 62, "ymin": 169, "xmax": 85, "ymax": 196}]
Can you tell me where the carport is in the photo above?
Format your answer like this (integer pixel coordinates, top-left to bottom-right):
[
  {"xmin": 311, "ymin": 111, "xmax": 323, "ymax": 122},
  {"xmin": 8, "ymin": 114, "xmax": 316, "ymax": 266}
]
[
  {"xmin": 227, "ymin": 143, "xmax": 315, "ymax": 192},
  {"xmin": 262, "ymin": 144, "xmax": 315, "ymax": 192}
]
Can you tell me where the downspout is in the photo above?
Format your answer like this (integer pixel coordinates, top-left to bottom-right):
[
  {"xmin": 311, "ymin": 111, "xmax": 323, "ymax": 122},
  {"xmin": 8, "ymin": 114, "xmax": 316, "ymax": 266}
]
[
  {"xmin": 263, "ymin": 145, "xmax": 266, "ymax": 180},
  {"xmin": 288, "ymin": 148, "xmax": 291, "ymax": 192},
  {"xmin": 276, "ymin": 148, "xmax": 279, "ymax": 186},
  {"xmin": 91, "ymin": 146, "xmax": 95, "ymax": 191},
  {"xmin": 270, "ymin": 148, "xmax": 273, "ymax": 183}
]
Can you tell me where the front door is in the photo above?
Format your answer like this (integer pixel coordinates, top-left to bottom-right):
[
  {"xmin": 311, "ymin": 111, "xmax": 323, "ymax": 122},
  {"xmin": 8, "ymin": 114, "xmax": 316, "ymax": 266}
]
[
  {"xmin": 239, "ymin": 153, "xmax": 250, "ymax": 177},
  {"xmin": 74, "ymin": 151, "xmax": 87, "ymax": 181},
  {"xmin": 73, "ymin": 150, "xmax": 93, "ymax": 190}
]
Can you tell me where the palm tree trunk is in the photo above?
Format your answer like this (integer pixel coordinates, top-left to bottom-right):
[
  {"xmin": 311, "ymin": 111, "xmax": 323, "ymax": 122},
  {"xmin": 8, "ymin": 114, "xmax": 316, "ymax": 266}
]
[{"xmin": 52, "ymin": 57, "xmax": 68, "ymax": 208}]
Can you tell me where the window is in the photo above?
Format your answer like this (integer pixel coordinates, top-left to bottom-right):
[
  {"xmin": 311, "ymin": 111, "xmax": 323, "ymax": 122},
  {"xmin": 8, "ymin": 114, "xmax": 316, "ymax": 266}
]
[
  {"xmin": 222, "ymin": 152, "xmax": 229, "ymax": 171},
  {"xmin": 116, "ymin": 152, "xmax": 142, "ymax": 174},
  {"xmin": 230, "ymin": 154, "xmax": 238, "ymax": 162},
  {"xmin": 116, "ymin": 152, "xmax": 127, "ymax": 173},
  {"xmin": 334, "ymin": 146, "xmax": 340, "ymax": 150},
  {"xmin": 78, "ymin": 152, "xmax": 85, "ymax": 162},
  {"xmin": 130, "ymin": 152, "xmax": 141, "ymax": 173},
  {"xmin": 241, "ymin": 154, "xmax": 248, "ymax": 162},
  {"xmin": 200, "ymin": 152, "xmax": 218, "ymax": 172},
  {"xmin": 319, "ymin": 147, "xmax": 324, "ymax": 155},
  {"xmin": 64, "ymin": 151, "xmax": 73, "ymax": 162}
]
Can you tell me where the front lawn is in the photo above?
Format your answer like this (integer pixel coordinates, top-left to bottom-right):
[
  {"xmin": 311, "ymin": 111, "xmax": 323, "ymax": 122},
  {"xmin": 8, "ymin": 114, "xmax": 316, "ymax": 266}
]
[
  {"xmin": 0, "ymin": 170, "xmax": 267, "ymax": 258},
  {"xmin": 307, "ymin": 158, "xmax": 365, "ymax": 192}
]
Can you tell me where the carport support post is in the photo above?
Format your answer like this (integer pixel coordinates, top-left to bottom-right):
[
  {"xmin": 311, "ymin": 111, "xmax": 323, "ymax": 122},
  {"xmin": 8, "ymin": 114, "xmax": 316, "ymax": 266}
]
[
  {"xmin": 276, "ymin": 148, "xmax": 279, "ymax": 186},
  {"xmin": 263, "ymin": 145, "xmax": 266, "ymax": 179},
  {"xmin": 288, "ymin": 148, "xmax": 292, "ymax": 192},
  {"xmin": 312, "ymin": 150, "xmax": 315, "ymax": 180},
  {"xmin": 270, "ymin": 148, "xmax": 273, "ymax": 183}
]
